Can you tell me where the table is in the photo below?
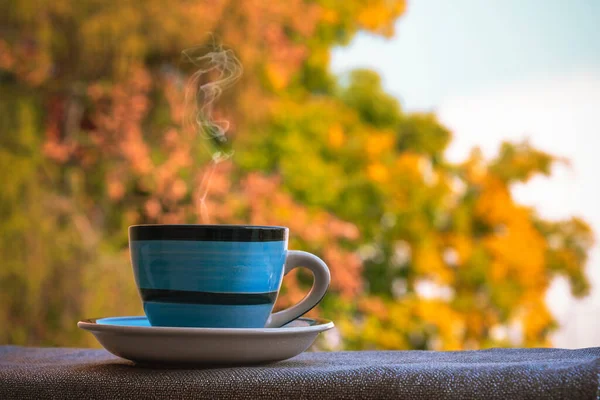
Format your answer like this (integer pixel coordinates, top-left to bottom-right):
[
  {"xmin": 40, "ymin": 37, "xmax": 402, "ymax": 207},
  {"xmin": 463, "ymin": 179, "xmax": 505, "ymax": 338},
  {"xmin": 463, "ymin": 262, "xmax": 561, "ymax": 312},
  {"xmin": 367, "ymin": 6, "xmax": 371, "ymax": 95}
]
[{"xmin": 1, "ymin": 346, "xmax": 599, "ymax": 399}]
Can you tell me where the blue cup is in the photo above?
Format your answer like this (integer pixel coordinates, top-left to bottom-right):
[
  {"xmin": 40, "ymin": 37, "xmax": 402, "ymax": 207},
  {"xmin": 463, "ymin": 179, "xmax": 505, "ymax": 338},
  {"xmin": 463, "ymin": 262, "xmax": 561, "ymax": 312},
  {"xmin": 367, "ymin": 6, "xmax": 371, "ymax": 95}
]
[{"xmin": 129, "ymin": 225, "xmax": 330, "ymax": 328}]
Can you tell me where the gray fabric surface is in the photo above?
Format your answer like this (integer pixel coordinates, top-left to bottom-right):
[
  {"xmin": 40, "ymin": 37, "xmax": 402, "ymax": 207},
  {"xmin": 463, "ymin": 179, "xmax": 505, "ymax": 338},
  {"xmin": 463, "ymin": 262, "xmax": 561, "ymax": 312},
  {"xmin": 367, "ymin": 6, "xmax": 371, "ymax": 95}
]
[{"xmin": 0, "ymin": 346, "xmax": 599, "ymax": 399}]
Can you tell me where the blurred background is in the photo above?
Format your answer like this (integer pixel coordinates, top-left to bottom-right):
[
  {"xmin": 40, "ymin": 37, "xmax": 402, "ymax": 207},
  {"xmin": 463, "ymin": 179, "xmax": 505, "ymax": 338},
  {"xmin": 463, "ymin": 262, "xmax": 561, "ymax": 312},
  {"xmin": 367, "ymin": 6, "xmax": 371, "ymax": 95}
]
[{"xmin": 0, "ymin": 0, "xmax": 597, "ymax": 350}]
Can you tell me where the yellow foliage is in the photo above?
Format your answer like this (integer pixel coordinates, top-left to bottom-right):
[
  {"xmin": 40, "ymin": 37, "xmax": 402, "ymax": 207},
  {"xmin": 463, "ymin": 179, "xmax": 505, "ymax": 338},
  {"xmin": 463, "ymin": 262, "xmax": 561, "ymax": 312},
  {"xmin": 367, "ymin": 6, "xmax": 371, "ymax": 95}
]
[
  {"xmin": 378, "ymin": 328, "xmax": 406, "ymax": 349},
  {"xmin": 416, "ymin": 300, "xmax": 464, "ymax": 350},
  {"xmin": 521, "ymin": 298, "xmax": 554, "ymax": 346},
  {"xmin": 478, "ymin": 177, "xmax": 547, "ymax": 290},
  {"xmin": 395, "ymin": 152, "xmax": 424, "ymax": 181},
  {"xmin": 357, "ymin": 0, "xmax": 406, "ymax": 37},
  {"xmin": 445, "ymin": 234, "xmax": 473, "ymax": 266},
  {"xmin": 365, "ymin": 131, "xmax": 395, "ymax": 159},
  {"xmin": 265, "ymin": 63, "xmax": 289, "ymax": 90},
  {"xmin": 328, "ymin": 124, "xmax": 345, "ymax": 148},
  {"xmin": 414, "ymin": 241, "xmax": 453, "ymax": 284},
  {"xmin": 475, "ymin": 176, "xmax": 513, "ymax": 224},
  {"xmin": 463, "ymin": 150, "xmax": 486, "ymax": 184},
  {"xmin": 367, "ymin": 163, "xmax": 389, "ymax": 183},
  {"xmin": 321, "ymin": 8, "xmax": 339, "ymax": 24},
  {"xmin": 388, "ymin": 304, "xmax": 412, "ymax": 329},
  {"xmin": 351, "ymin": 298, "xmax": 464, "ymax": 350}
]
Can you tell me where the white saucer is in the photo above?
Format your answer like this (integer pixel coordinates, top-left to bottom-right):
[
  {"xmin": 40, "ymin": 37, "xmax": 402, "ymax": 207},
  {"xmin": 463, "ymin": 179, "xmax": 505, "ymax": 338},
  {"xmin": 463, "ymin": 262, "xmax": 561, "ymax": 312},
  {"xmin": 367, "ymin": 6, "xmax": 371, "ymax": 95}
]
[{"xmin": 78, "ymin": 316, "xmax": 334, "ymax": 365}]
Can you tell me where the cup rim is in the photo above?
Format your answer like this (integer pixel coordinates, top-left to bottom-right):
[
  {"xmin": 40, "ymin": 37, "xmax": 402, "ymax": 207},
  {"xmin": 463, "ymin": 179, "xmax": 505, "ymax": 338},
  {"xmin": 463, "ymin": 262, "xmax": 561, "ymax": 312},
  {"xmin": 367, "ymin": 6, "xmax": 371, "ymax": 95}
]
[
  {"xmin": 129, "ymin": 224, "xmax": 289, "ymax": 242},
  {"xmin": 129, "ymin": 224, "xmax": 287, "ymax": 230}
]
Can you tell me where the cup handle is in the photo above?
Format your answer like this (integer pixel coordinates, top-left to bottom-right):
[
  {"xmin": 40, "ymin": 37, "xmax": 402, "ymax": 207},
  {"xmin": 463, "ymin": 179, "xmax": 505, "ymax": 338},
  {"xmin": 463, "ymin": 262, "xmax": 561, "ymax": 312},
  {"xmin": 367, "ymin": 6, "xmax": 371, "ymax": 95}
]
[{"xmin": 264, "ymin": 250, "xmax": 330, "ymax": 328}]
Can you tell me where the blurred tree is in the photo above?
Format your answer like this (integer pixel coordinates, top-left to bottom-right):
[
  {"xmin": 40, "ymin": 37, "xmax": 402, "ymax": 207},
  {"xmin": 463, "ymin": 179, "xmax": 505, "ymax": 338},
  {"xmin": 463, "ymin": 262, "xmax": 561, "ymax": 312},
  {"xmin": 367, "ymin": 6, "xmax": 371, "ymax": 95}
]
[{"xmin": 0, "ymin": 0, "xmax": 593, "ymax": 350}]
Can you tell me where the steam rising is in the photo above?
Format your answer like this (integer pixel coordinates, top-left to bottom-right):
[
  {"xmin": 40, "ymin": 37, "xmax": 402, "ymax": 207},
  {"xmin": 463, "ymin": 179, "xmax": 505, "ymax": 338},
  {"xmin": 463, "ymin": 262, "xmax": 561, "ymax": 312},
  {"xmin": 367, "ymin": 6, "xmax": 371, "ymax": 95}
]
[
  {"xmin": 182, "ymin": 39, "xmax": 243, "ymax": 222},
  {"xmin": 183, "ymin": 40, "xmax": 243, "ymax": 157}
]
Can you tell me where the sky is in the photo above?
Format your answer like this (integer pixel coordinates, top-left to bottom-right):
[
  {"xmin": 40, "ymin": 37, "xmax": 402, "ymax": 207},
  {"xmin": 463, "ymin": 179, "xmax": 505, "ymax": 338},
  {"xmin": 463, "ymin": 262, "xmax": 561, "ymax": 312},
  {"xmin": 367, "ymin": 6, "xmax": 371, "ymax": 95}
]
[{"xmin": 331, "ymin": 0, "xmax": 600, "ymax": 348}]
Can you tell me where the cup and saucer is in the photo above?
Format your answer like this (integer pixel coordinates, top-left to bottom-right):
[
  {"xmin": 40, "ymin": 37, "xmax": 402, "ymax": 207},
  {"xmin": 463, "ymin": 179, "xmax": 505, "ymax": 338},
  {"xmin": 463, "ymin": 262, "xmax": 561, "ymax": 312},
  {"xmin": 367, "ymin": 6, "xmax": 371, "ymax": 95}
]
[{"xmin": 78, "ymin": 225, "xmax": 334, "ymax": 365}]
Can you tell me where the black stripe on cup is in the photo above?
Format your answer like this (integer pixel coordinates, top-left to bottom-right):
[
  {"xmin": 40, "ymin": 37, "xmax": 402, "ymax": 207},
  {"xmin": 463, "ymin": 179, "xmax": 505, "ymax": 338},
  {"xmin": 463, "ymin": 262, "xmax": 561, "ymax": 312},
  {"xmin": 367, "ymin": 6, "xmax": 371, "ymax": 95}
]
[
  {"xmin": 129, "ymin": 225, "xmax": 288, "ymax": 242},
  {"xmin": 140, "ymin": 288, "xmax": 278, "ymax": 306}
]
